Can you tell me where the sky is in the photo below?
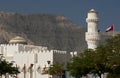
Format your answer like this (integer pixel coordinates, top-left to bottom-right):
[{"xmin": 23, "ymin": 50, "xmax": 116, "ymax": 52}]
[{"xmin": 0, "ymin": 0, "xmax": 120, "ymax": 31}]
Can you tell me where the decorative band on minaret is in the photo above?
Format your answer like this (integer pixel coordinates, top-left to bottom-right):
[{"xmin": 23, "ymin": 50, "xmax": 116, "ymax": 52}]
[{"xmin": 85, "ymin": 9, "xmax": 100, "ymax": 49}]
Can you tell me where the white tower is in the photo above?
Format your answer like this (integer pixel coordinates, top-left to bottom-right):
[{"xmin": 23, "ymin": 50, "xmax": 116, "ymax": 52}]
[{"xmin": 85, "ymin": 9, "xmax": 100, "ymax": 49}]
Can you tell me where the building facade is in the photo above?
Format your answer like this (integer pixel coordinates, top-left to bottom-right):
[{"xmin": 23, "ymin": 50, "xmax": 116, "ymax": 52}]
[{"xmin": 0, "ymin": 36, "xmax": 71, "ymax": 78}]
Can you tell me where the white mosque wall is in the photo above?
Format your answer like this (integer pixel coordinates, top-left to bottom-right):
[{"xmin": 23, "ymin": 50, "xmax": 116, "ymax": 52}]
[
  {"xmin": 0, "ymin": 44, "xmax": 18, "ymax": 56},
  {"xmin": 14, "ymin": 50, "xmax": 53, "ymax": 78},
  {"xmin": 0, "ymin": 43, "xmax": 72, "ymax": 78}
]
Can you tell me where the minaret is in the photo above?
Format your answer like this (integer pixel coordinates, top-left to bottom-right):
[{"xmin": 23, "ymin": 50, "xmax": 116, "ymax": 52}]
[{"xmin": 85, "ymin": 9, "xmax": 100, "ymax": 49}]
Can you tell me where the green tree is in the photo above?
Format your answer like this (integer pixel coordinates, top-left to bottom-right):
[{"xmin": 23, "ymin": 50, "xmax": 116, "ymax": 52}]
[
  {"xmin": 67, "ymin": 46, "xmax": 115, "ymax": 78},
  {"xmin": 48, "ymin": 62, "xmax": 65, "ymax": 78},
  {"xmin": 0, "ymin": 60, "xmax": 20, "ymax": 78},
  {"xmin": 67, "ymin": 34, "xmax": 120, "ymax": 78},
  {"xmin": 91, "ymin": 46, "xmax": 113, "ymax": 78},
  {"xmin": 105, "ymin": 34, "xmax": 120, "ymax": 78},
  {"xmin": 67, "ymin": 49, "xmax": 96, "ymax": 78}
]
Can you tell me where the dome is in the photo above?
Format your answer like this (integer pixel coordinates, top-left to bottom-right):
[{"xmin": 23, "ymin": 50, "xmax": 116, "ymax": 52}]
[
  {"xmin": 88, "ymin": 9, "xmax": 97, "ymax": 13},
  {"xmin": 9, "ymin": 36, "xmax": 27, "ymax": 44}
]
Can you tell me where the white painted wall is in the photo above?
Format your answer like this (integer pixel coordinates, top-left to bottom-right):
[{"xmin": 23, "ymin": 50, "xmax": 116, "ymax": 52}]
[{"xmin": 0, "ymin": 43, "xmax": 71, "ymax": 78}]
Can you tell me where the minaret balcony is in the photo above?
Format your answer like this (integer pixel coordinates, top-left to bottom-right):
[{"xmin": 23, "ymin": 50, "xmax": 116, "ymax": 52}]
[{"xmin": 86, "ymin": 18, "xmax": 99, "ymax": 23}]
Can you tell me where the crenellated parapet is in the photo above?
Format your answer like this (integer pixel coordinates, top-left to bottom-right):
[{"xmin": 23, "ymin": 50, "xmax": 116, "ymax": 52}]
[
  {"xmin": 0, "ymin": 43, "xmax": 23, "ymax": 48},
  {"xmin": 0, "ymin": 43, "xmax": 20, "ymax": 55},
  {"xmin": 16, "ymin": 49, "xmax": 67, "ymax": 55},
  {"xmin": 51, "ymin": 50, "xmax": 67, "ymax": 54},
  {"xmin": 0, "ymin": 43, "xmax": 68, "ymax": 56}
]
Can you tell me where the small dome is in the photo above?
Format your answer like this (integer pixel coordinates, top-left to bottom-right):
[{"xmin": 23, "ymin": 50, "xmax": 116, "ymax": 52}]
[
  {"xmin": 89, "ymin": 9, "xmax": 97, "ymax": 13},
  {"xmin": 9, "ymin": 36, "xmax": 27, "ymax": 44},
  {"xmin": 90, "ymin": 9, "xmax": 95, "ymax": 11}
]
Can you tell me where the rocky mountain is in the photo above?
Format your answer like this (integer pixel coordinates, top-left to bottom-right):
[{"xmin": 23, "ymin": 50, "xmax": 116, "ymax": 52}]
[
  {"xmin": 0, "ymin": 12, "xmax": 87, "ymax": 52},
  {"xmin": 0, "ymin": 12, "xmax": 119, "ymax": 52}
]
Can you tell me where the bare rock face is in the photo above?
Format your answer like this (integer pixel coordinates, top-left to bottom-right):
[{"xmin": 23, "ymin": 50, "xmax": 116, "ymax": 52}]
[
  {"xmin": 0, "ymin": 12, "xmax": 118, "ymax": 52},
  {"xmin": 0, "ymin": 12, "xmax": 87, "ymax": 52}
]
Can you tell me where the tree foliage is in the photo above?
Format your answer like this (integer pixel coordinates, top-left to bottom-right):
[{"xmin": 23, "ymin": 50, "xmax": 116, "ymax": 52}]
[
  {"xmin": 105, "ymin": 34, "xmax": 120, "ymax": 78},
  {"xmin": 0, "ymin": 60, "xmax": 20, "ymax": 77},
  {"xmin": 67, "ymin": 34, "xmax": 120, "ymax": 78},
  {"xmin": 48, "ymin": 62, "xmax": 65, "ymax": 78},
  {"xmin": 67, "ymin": 49, "xmax": 95, "ymax": 77}
]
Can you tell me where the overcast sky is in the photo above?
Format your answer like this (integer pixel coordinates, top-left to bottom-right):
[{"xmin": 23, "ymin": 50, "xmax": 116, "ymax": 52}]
[{"xmin": 0, "ymin": 0, "xmax": 120, "ymax": 31}]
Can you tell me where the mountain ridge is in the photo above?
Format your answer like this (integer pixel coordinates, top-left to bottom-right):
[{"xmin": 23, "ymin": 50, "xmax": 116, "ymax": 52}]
[
  {"xmin": 0, "ymin": 12, "xmax": 87, "ymax": 52},
  {"xmin": 0, "ymin": 12, "xmax": 119, "ymax": 52}
]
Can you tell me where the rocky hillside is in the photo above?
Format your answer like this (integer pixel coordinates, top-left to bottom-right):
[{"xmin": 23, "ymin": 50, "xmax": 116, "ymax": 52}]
[
  {"xmin": 0, "ymin": 12, "xmax": 119, "ymax": 52},
  {"xmin": 0, "ymin": 12, "xmax": 87, "ymax": 52}
]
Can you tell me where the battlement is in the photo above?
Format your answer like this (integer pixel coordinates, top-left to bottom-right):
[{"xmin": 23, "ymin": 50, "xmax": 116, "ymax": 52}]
[
  {"xmin": 16, "ymin": 49, "xmax": 67, "ymax": 54},
  {"xmin": 0, "ymin": 43, "xmax": 68, "ymax": 56},
  {"xmin": 0, "ymin": 43, "xmax": 21, "ymax": 47}
]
